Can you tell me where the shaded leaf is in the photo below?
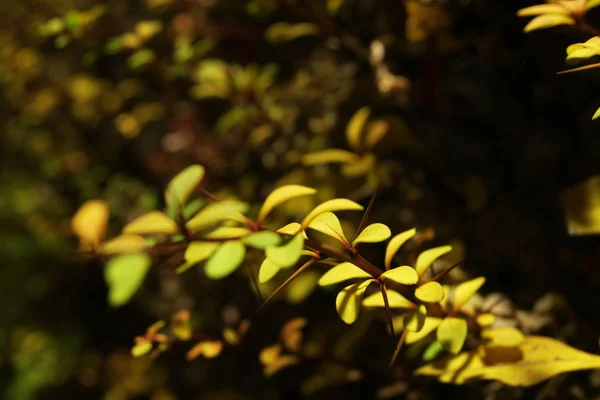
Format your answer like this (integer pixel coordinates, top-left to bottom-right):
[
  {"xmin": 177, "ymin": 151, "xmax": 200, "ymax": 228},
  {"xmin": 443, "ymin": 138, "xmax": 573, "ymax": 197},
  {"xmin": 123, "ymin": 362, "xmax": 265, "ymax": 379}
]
[
  {"xmin": 308, "ymin": 212, "xmax": 348, "ymax": 244},
  {"xmin": 477, "ymin": 313, "xmax": 497, "ymax": 327},
  {"xmin": 301, "ymin": 198, "xmax": 364, "ymax": 229},
  {"xmin": 100, "ymin": 234, "xmax": 146, "ymax": 255},
  {"xmin": 265, "ymin": 22, "xmax": 319, "ymax": 43},
  {"xmin": 403, "ymin": 304, "xmax": 427, "ymax": 332},
  {"xmin": 352, "ymin": 223, "xmax": 391, "ymax": 246},
  {"xmin": 423, "ymin": 340, "xmax": 445, "ymax": 361},
  {"xmin": 204, "ymin": 240, "xmax": 246, "ymax": 279},
  {"xmin": 523, "ymin": 14, "xmax": 575, "ymax": 33},
  {"xmin": 335, "ymin": 280, "xmax": 373, "ymax": 324},
  {"xmin": 437, "ymin": 317, "xmax": 467, "ymax": 354},
  {"xmin": 405, "ymin": 317, "xmax": 443, "ymax": 344},
  {"xmin": 302, "ymin": 149, "xmax": 360, "ymax": 166},
  {"xmin": 131, "ymin": 337, "xmax": 153, "ymax": 357},
  {"xmin": 259, "ymin": 257, "xmax": 281, "ymax": 283},
  {"xmin": 365, "ymin": 120, "xmax": 389, "ymax": 149},
  {"xmin": 171, "ymin": 310, "xmax": 192, "ymax": 340},
  {"xmin": 257, "ymin": 185, "xmax": 317, "ymax": 223},
  {"xmin": 286, "ymin": 270, "xmax": 320, "ymax": 304},
  {"xmin": 451, "ymin": 277, "xmax": 486, "ymax": 313},
  {"xmin": 104, "ymin": 253, "xmax": 151, "ymax": 307},
  {"xmin": 385, "ymin": 228, "xmax": 416, "ymax": 269},
  {"xmin": 186, "ymin": 201, "xmax": 249, "ymax": 232},
  {"xmin": 265, "ymin": 234, "xmax": 304, "ymax": 268},
  {"xmin": 346, "ymin": 107, "xmax": 370, "ymax": 152},
  {"xmin": 415, "ymin": 281, "xmax": 445, "ymax": 303},
  {"xmin": 165, "ymin": 164, "xmax": 205, "ymax": 217},
  {"xmin": 560, "ymin": 175, "xmax": 600, "ymax": 235},
  {"xmin": 242, "ymin": 231, "xmax": 282, "ymax": 249},
  {"xmin": 341, "ymin": 154, "xmax": 376, "ymax": 177},
  {"xmin": 381, "ymin": 266, "xmax": 419, "ymax": 285},
  {"xmin": 187, "ymin": 340, "xmax": 223, "ymax": 360},
  {"xmin": 415, "ymin": 245, "xmax": 453, "ymax": 277},
  {"xmin": 281, "ymin": 318, "xmax": 307, "ymax": 352},
  {"xmin": 264, "ymin": 354, "xmax": 300, "ymax": 376},
  {"xmin": 123, "ymin": 211, "xmax": 178, "ymax": 235},
  {"xmin": 363, "ymin": 289, "xmax": 415, "ymax": 309},
  {"xmin": 318, "ymin": 262, "xmax": 372, "ymax": 286},
  {"xmin": 593, "ymin": 106, "xmax": 600, "ymax": 120},
  {"xmin": 72, "ymin": 199, "xmax": 109, "ymax": 248},
  {"xmin": 204, "ymin": 226, "xmax": 251, "ymax": 239}
]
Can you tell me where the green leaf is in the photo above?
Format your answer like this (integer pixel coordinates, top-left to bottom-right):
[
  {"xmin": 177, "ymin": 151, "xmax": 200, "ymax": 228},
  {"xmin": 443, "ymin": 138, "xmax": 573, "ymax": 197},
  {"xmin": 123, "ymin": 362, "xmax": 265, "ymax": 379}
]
[
  {"xmin": 352, "ymin": 223, "xmax": 391, "ymax": 246},
  {"xmin": 381, "ymin": 266, "xmax": 418, "ymax": 285},
  {"xmin": 307, "ymin": 212, "xmax": 348, "ymax": 244},
  {"xmin": 437, "ymin": 317, "xmax": 467, "ymax": 354},
  {"xmin": 415, "ymin": 245, "xmax": 452, "ymax": 277},
  {"xmin": 301, "ymin": 198, "xmax": 364, "ymax": 229},
  {"xmin": 128, "ymin": 49, "xmax": 156, "ymax": 69},
  {"xmin": 257, "ymin": 185, "xmax": 317, "ymax": 223},
  {"xmin": 259, "ymin": 257, "xmax": 281, "ymax": 283},
  {"xmin": 385, "ymin": 228, "xmax": 416, "ymax": 269},
  {"xmin": 186, "ymin": 200, "xmax": 249, "ymax": 232},
  {"xmin": 335, "ymin": 280, "xmax": 373, "ymax": 324},
  {"xmin": 346, "ymin": 107, "xmax": 370, "ymax": 152},
  {"xmin": 302, "ymin": 149, "xmax": 359, "ymax": 166},
  {"xmin": 183, "ymin": 198, "xmax": 205, "ymax": 220},
  {"xmin": 422, "ymin": 340, "xmax": 445, "ymax": 362},
  {"xmin": 104, "ymin": 253, "xmax": 151, "ymax": 307},
  {"xmin": 415, "ymin": 281, "xmax": 445, "ymax": 303},
  {"xmin": 318, "ymin": 262, "xmax": 372, "ymax": 286},
  {"xmin": 363, "ymin": 289, "xmax": 415, "ymax": 309},
  {"xmin": 403, "ymin": 304, "xmax": 427, "ymax": 332},
  {"xmin": 451, "ymin": 277, "xmax": 486, "ymax": 313},
  {"xmin": 265, "ymin": 234, "xmax": 304, "ymax": 268},
  {"xmin": 406, "ymin": 317, "xmax": 443, "ymax": 344},
  {"xmin": 165, "ymin": 165, "xmax": 205, "ymax": 217},
  {"xmin": 176, "ymin": 241, "xmax": 220, "ymax": 274},
  {"xmin": 204, "ymin": 240, "xmax": 246, "ymax": 279},
  {"xmin": 242, "ymin": 231, "xmax": 282, "ymax": 249},
  {"xmin": 123, "ymin": 211, "xmax": 178, "ymax": 235},
  {"xmin": 523, "ymin": 14, "xmax": 575, "ymax": 33}
]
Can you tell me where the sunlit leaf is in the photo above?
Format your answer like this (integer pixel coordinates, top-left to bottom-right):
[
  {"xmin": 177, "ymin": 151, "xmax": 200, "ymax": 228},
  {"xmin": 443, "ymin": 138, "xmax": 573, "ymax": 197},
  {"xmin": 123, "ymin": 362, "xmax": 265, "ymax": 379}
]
[
  {"xmin": 123, "ymin": 211, "xmax": 178, "ymax": 235},
  {"xmin": 352, "ymin": 223, "xmax": 391, "ymax": 246},
  {"xmin": 100, "ymin": 234, "xmax": 146, "ymax": 254},
  {"xmin": 302, "ymin": 149, "xmax": 360, "ymax": 166},
  {"xmin": 363, "ymin": 289, "xmax": 415, "ymax": 309},
  {"xmin": 593, "ymin": 106, "xmax": 600, "ymax": 120},
  {"xmin": 335, "ymin": 280, "xmax": 373, "ymax": 324},
  {"xmin": 451, "ymin": 277, "xmax": 486, "ymax": 313},
  {"xmin": 437, "ymin": 317, "xmax": 467, "ymax": 354},
  {"xmin": 301, "ymin": 198, "xmax": 364, "ymax": 229},
  {"xmin": 131, "ymin": 337, "xmax": 153, "ymax": 357},
  {"xmin": 257, "ymin": 185, "xmax": 317, "ymax": 223},
  {"xmin": 517, "ymin": 4, "xmax": 569, "ymax": 16},
  {"xmin": 482, "ymin": 327, "xmax": 524, "ymax": 348},
  {"xmin": 104, "ymin": 253, "xmax": 151, "ymax": 307},
  {"xmin": 364, "ymin": 120, "xmax": 389, "ymax": 149},
  {"xmin": 415, "ymin": 245, "xmax": 452, "ymax": 277},
  {"xmin": 281, "ymin": 318, "xmax": 307, "ymax": 352},
  {"xmin": 523, "ymin": 14, "xmax": 575, "ymax": 33},
  {"xmin": 318, "ymin": 262, "xmax": 372, "ymax": 286},
  {"xmin": 72, "ymin": 199, "xmax": 109, "ymax": 248},
  {"xmin": 177, "ymin": 241, "xmax": 220, "ymax": 274},
  {"xmin": 588, "ymin": 0, "xmax": 600, "ymax": 11},
  {"xmin": 405, "ymin": 317, "xmax": 443, "ymax": 344},
  {"xmin": 165, "ymin": 164, "xmax": 205, "ymax": 217},
  {"xmin": 476, "ymin": 313, "xmax": 496, "ymax": 327},
  {"xmin": 415, "ymin": 281, "xmax": 445, "ymax": 303},
  {"xmin": 561, "ymin": 175, "xmax": 600, "ymax": 235},
  {"xmin": 277, "ymin": 222, "xmax": 305, "ymax": 237},
  {"xmin": 381, "ymin": 266, "xmax": 418, "ymax": 285},
  {"xmin": 204, "ymin": 240, "xmax": 245, "ymax": 279},
  {"xmin": 186, "ymin": 201, "xmax": 249, "ymax": 232},
  {"xmin": 171, "ymin": 310, "xmax": 192, "ymax": 340},
  {"xmin": 308, "ymin": 212, "xmax": 348, "ymax": 244},
  {"xmin": 346, "ymin": 107, "xmax": 370, "ymax": 152},
  {"xmin": 187, "ymin": 340, "xmax": 223, "ymax": 360},
  {"xmin": 259, "ymin": 257, "xmax": 281, "ymax": 283},
  {"xmin": 265, "ymin": 22, "xmax": 319, "ymax": 43},
  {"xmin": 242, "ymin": 231, "xmax": 282, "ymax": 249},
  {"xmin": 265, "ymin": 234, "xmax": 304, "ymax": 268},
  {"xmin": 385, "ymin": 228, "xmax": 416, "ymax": 269},
  {"xmin": 403, "ymin": 304, "xmax": 427, "ymax": 332}
]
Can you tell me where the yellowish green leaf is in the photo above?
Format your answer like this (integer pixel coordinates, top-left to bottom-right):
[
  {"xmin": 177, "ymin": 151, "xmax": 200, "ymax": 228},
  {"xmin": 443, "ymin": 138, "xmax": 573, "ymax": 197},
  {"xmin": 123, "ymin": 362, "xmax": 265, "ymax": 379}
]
[
  {"xmin": 285, "ymin": 271, "xmax": 319, "ymax": 304},
  {"xmin": 104, "ymin": 253, "xmax": 151, "ymax": 307},
  {"xmin": 476, "ymin": 313, "xmax": 496, "ymax": 327},
  {"xmin": 363, "ymin": 289, "xmax": 415, "ymax": 309},
  {"xmin": 72, "ymin": 199, "xmax": 109, "ymax": 248},
  {"xmin": 335, "ymin": 280, "xmax": 373, "ymax": 324},
  {"xmin": 257, "ymin": 185, "xmax": 317, "ymax": 223},
  {"xmin": 482, "ymin": 327, "xmax": 524, "ymax": 348},
  {"xmin": 204, "ymin": 240, "xmax": 245, "ymax": 279},
  {"xmin": 100, "ymin": 234, "xmax": 146, "ymax": 255},
  {"xmin": 415, "ymin": 245, "xmax": 452, "ymax": 277},
  {"xmin": 259, "ymin": 257, "xmax": 281, "ymax": 283},
  {"xmin": 422, "ymin": 340, "xmax": 445, "ymax": 361},
  {"xmin": 186, "ymin": 200, "xmax": 249, "ymax": 232},
  {"xmin": 594, "ymin": 106, "xmax": 600, "ymax": 120},
  {"xmin": 340, "ymin": 153, "xmax": 376, "ymax": 177},
  {"xmin": 204, "ymin": 226, "xmax": 252, "ymax": 239},
  {"xmin": 123, "ymin": 211, "xmax": 178, "ymax": 235},
  {"xmin": 186, "ymin": 340, "xmax": 223, "ymax": 360},
  {"xmin": 302, "ymin": 149, "xmax": 360, "ymax": 166},
  {"xmin": 517, "ymin": 4, "xmax": 569, "ymax": 16},
  {"xmin": 265, "ymin": 22, "xmax": 319, "ymax": 43},
  {"xmin": 265, "ymin": 234, "xmax": 304, "ymax": 268},
  {"xmin": 403, "ymin": 304, "xmax": 427, "ymax": 332},
  {"xmin": 171, "ymin": 309, "xmax": 192, "ymax": 340},
  {"xmin": 346, "ymin": 107, "xmax": 370, "ymax": 152},
  {"xmin": 451, "ymin": 276, "xmax": 486, "ymax": 313},
  {"xmin": 381, "ymin": 266, "xmax": 418, "ymax": 285},
  {"xmin": 301, "ymin": 198, "xmax": 364, "ymax": 229},
  {"xmin": 352, "ymin": 223, "xmax": 391, "ymax": 246},
  {"xmin": 415, "ymin": 281, "xmax": 445, "ymax": 303},
  {"xmin": 176, "ymin": 241, "xmax": 219, "ymax": 274},
  {"xmin": 523, "ymin": 14, "xmax": 575, "ymax": 33},
  {"xmin": 385, "ymin": 228, "xmax": 416, "ymax": 269},
  {"xmin": 560, "ymin": 175, "xmax": 600, "ymax": 235},
  {"xmin": 308, "ymin": 212, "xmax": 348, "ymax": 244},
  {"xmin": 587, "ymin": 0, "xmax": 600, "ymax": 10},
  {"xmin": 242, "ymin": 231, "xmax": 282, "ymax": 249},
  {"xmin": 165, "ymin": 164, "xmax": 205, "ymax": 217},
  {"xmin": 277, "ymin": 222, "xmax": 304, "ymax": 237},
  {"xmin": 437, "ymin": 317, "xmax": 467, "ymax": 354},
  {"xmin": 318, "ymin": 262, "xmax": 372, "ymax": 286},
  {"xmin": 131, "ymin": 338, "xmax": 153, "ymax": 357},
  {"xmin": 405, "ymin": 317, "xmax": 443, "ymax": 344}
]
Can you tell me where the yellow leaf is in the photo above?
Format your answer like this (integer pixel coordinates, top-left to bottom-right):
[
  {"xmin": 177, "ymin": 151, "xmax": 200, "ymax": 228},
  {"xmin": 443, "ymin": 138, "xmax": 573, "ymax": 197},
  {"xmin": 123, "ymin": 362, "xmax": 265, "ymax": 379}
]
[
  {"xmin": 318, "ymin": 262, "xmax": 372, "ymax": 286},
  {"xmin": 415, "ymin": 281, "xmax": 445, "ymax": 303},
  {"xmin": 147, "ymin": 320, "xmax": 165, "ymax": 334},
  {"xmin": 301, "ymin": 198, "xmax": 364, "ymax": 230},
  {"xmin": 364, "ymin": 120, "xmax": 389, "ymax": 149},
  {"xmin": 593, "ymin": 106, "xmax": 600, "ymax": 120},
  {"xmin": 204, "ymin": 226, "xmax": 251, "ymax": 239},
  {"xmin": 131, "ymin": 337, "xmax": 153, "ymax": 357},
  {"xmin": 363, "ymin": 289, "xmax": 415, "ymax": 309},
  {"xmin": 184, "ymin": 241, "xmax": 219, "ymax": 263},
  {"xmin": 327, "ymin": 0, "xmax": 344, "ymax": 14},
  {"xmin": 476, "ymin": 313, "xmax": 496, "ymax": 327},
  {"xmin": 72, "ymin": 199, "xmax": 109, "ymax": 248},
  {"xmin": 258, "ymin": 257, "xmax": 281, "ymax": 283},
  {"xmin": 587, "ymin": 0, "xmax": 600, "ymax": 10},
  {"xmin": 403, "ymin": 304, "xmax": 427, "ymax": 332},
  {"xmin": 264, "ymin": 354, "xmax": 300, "ymax": 376},
  {"xmin": 415, "ymin": 245, "xmax": 452, "ymax": 277},
  {"xmin": 186, "ymin": 201, "xmax": 249, "ymax": 232},
  {"xmin": 257, "ymin": 185, "xmax": 317, "ymax": 223},
  {"xmin": 523, "ymin": 14, "xmax": 575, "ymax": 33},
  {"xmin": 517, "ymin": 4, "xmax": 569, "ymax": 16},
  {"xmin": 259, "ymin": 343, "xmax": 282, "ymax": 366},
  {"xmin": 346, "ymin": 107, "xmax": 371, "ymax": 152},
  {"xmin": 482, "ymin": 327, "xmax": 524, "ymax": 348},
  {"xmin": 277, "ymin": 222, "xmax": 308, "ymax": 239},
  {"xmin": 451, "ymin": 277, "xmax": 486, "ymax": 313},
  {"xmin": 405, "ymin": 317, "xmax": 443, "ymax": 344},
  {"xmin": 560, "ymin": 175, "xmax": 600, "ymax": 235},
  {"xmin": 265, "ymin": 234, "xmax": 304, "ymax": 268},
  {"xmin": 381, "ymin": 266, "xmax": 419, "ymax": 285},
  {"xmin": 99, "ymin": 234, "xmax": 146, "ymax": 255},
  {"xmin": 437, "ymin": 317, "xmax": 467, "ymax": 354},
  {"xmin": 385, "ymin": 228, "xmax": 416, "ymax": 269},
  {"xmin": 171, "ymin": 310, "xmax": 192, "ymax": 340},
  {"xmin": 352, "ymin": 223, "xmax": 391, "ymax": 246},
  {"xmin": 340, "ymin": 153, "xmax": 376, "ymax": 177},
  {"xmin": 335, "ymin": 280, "xmax": 373, "ymax": 324},
  {"xmin": 302, "ymin": 149, "xmax": 360, "ymax": 166},
  {"xmin": 308, "ymin": 212, "xmax": 348, "ymax": 244},
  {"xmin": 281, "ymin": 318, "xmax": 307, "ymax": 352},
  {"xmin": 165, "ymin": 164, "xmax": 205, "ymax": 217},
  {"xmin": 186, "ymin": 340, "xmax": 223, "ymax": 360},
  {"xmin": 123, "ymin": 211, "xmax": 178, "ymax": 235}
]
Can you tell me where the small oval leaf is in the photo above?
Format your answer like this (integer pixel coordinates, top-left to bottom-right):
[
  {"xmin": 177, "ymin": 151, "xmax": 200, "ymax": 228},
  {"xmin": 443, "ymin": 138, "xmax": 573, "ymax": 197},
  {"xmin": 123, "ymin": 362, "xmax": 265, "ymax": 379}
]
[
  {"xmin": 100, "ymin": 234, "xmax": 147, "ymax": 255},
  {"xmin": 405, "ymin": 317, "xmax": 443, "ymax": 344},
  {"xmin": 123, "ymin": 211, "xmax": 178, "ymax": 235},
  {"xmin": 186, "ymin": 201, "xmax": 249, "ymax": 233},
  {"xmin": 302, "ymin": 149, "xmax": 360, "ymax": 166},
  {"xmin": 415, "ymin": 281, "xmax": 445, "ymax": 303},
  {"xmin": 437, "ymin": 317, "xmax": 467, "ymax": 354},
  {"xmin": 257, "ymin": 185, "xmax": 317, "ymax": 223},
  {"xmin": 301, "ymin": 198, "xmax": 364, "ymax": 229},
  {"xmin": 105, "ymin": 253, "xmax": 151, "ymax": 307},
  {"xmin": 318, "ymin": 262, "xmax": 372, "ymax": 286},
  {"xmin": 415, "ymin": 245, "xmax": 452, "ymax": 277},
  {"xmin": 381, "ymin": 265, "xmax": 419, "ymax": 285},
  {"xmin": 452, "ymin": 277, "xmax": 486, "ymax": 313},
  {"xmin": 308, "ymin": 212, "xmax": 348, "ymax": 244},
  {"xmin": 385, "ymin": 228, "xmax": 416, "ymax": 269},
  {"xmin": 242, "ymin": 231, "xmax": 282, "ymax": 249},
  {"xmin": 346, "ymin": 106, "xmax": 371, "ymax": 151},
  {"xmin": 259, "ymin": 257, "xmax": 281, "ymax": 283},
  {"xmin": 165, "ymin": 164, "xmax": 205, "ymax": 217},
  {"xmin": 352, "ymin": 223, "xmax": 391, "ymax": 246},
  {"xmin": 204, "ymin": 240, "xmax": 246, "ymax": 279},
  {"xmin": 72, "ymin": 199, "xmax": 109, "ymax": 248},
  {"xmin": 335, "ymin": 280, "xmax": 373, "ymax": 324},
  {"xmin": 363, "ymin": 289, "xmax": 415, "ymax": 309}
]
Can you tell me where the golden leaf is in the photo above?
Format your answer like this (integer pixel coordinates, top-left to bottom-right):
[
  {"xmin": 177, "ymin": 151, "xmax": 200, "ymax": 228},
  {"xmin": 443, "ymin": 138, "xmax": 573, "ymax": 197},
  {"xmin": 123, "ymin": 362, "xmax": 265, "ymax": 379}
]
[
  {"xmin": 363, "ymin": 289, "xmax": 415, "ymax": 309},
  {"xmin": 281, "ymin": 318, "xmax": 307, "ymax": 352},
  {"xmin": 352, "ymin": 223, "xmax": 391, "ymax": 247},
  {"xmin": 99, "ymin": 234, "xmax": 146, "ymax": 255},
  {"xmin": 308, "ymin": 212, "xmax": 349, "ymax": 245},
  {"xmin": 437, "ymin": 317, "xmax": 467, "ymax": 354},
  {"xmin": 381, "ymin": 266, "xmax": 419, "ymax": 285},
  {"xmin": 301, "ymin": 198, "xmax": 364, "ymax": 230},
  {"xmin": 186, "ymin": 340, "xmax": 223, "ymax": 360},
  {"xmin": 415, "ymin": 245, "xmax": 452, "ymax": 277},
  {"xmin": 523, "ymin": 14, "xmax": 575, "ymax": 33},
  {"xmin": 335, "ymin": 280, "xmax": 373, "ymax": 324},
  {"xmin": 257, "ymin": 185, "xmax": 317, "ymax": 223},
  {"xmin": 302, "ymin": 149, "xmax": 360, "ymax": 166},
  {"xmin": 415, "ymin": 281, "xmax": 445, "ymax": 303},
  {"xmin": 385, "ymin": 228, "xmax": 416, "ymax": 269},
  {"xmin": 346, "ymin": 107, "xmax": 371, "ymax": 152},
  {"xmin": 318, "ymin": 262, "xmax": 372, "ymax": 286},
  {"xmin": 123, "ymin": 211, "xmax": 178, "ymax": 235},
  {"xmin": 71, "ymin": 199, "xmax": 109, "ymax": 249}
]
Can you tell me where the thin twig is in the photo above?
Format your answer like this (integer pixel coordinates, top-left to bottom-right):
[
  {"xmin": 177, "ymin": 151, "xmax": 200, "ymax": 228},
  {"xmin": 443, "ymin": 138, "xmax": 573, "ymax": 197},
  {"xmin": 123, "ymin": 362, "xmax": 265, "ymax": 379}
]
[
  {"xmin": 381, "ymin": 284, "xmax": 396, "ymax": 336},
  {"xmin": 257, "ymin": 259, "xmax": 317, "ymax": 311},
  {"xmin": 389, "ymin": 328, "xmax": 408, "ymax": 368},
  {"xmin": 356, "ymin": 181, "xmax": 383, "ymax": 237},
  {"xmin": 556, "ymin": 62, "xmax": 600, "ymax": 75}
]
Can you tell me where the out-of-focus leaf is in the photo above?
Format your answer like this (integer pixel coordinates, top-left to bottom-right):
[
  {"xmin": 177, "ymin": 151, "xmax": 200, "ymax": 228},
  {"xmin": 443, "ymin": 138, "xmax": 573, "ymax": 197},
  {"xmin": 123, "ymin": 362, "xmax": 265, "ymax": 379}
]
[
  {"xmin": 327, "ymin": 0, "xmax": 344, "ymax": 14},
  {"xmin": 482, "ymin": 327, "xmax": 524, "ymax": 347},
  {"xmin": 385, "ymin": 228, "xmax": 416, "ymax": 269},
  {"xmin": 259, "ymin": 343, "xmax": 282, "ymax": 366},
  {"xmin": 381, "ymin": 266, "xmax": 418, "ymax": 285},
  {"xmin": 281, "ymin": 318, "xmax": 307, "ymax": 352},
  {"xmin": 364, "ymin": 120, "xmax": 389, "ymax": 149},
  {"xmin": 242, "ymin": 231, "xmax": 282, "ymax": 249},
  {"xmin": 187, "ymin": 340, "xmax": 223, "ymax": 360},
  {"xmin": 302, "ymin": 149, "xmax": 360, "ymax": 166},
  {"xmin": 259, "ymin": 257, "xmax": 281, "ymax": 283},
  {"xmin": 523, "ymin": 14, "xmax": 575, "ymax": 33},
  {"xmin": 104, "ymin": 253, "xmax": 151, "ymax": 307},
  {"xmin": 517, "ymin": 4, "xmax": 569, "ymax": 16},
  {"xmin": 215, "ymin": 106, "xmax": 250, "ymax": 133},
  {"xmin": 100, "ymin": 234, "xmax": 147, "ymax": 254},
  {"xmin": 277, "ymin": 222, "xmax": 306, "ymax": 237},
  {"xmin": 308, "ymin": 212, "xmax": 348, "ymax": 244},
  {"xmin": 335, "ymin": 280, "xmax": 373, "ymax": 324},
  {"xmin": 264, "ymin": 354, "xmax": 300, "ymax": 376},
  {"xmin": 128, "ymin": 48, "xmax": 156, "ymax": 69},
  {"xmin": 363, "ymin": 289, "xmax": 415, "ymax": 309},
  {"xmin": 346, "ymin": 107, "xmax": 370, "ymax": 152},
  {"xmin": 422, "ymin": 340, "xmax": 445, "ymax": 361},
  {"xmin": 587, "ymin": 0, "xmax": 600, "ymax": 10},
  {"xmin": 286, "ymin": 270, "xmax": 320, "ymax": 304},
  {"xmin": 204, "ymin": 240, "xmax": 246, "ymax": 279},
  {"xmin": 566, "ymin": 37, "xmax": 600, "ymax": 61},
  {"xmin": 147, "ymin": 320, "xmax": 165, "ymax": 334},
  {"xmin": 415, "ymin": 245, "xmax": 452, "ymax": 277},
  {"xmin": 266, "ymin": 234, "xmax": 304, "ymax": 268},
  {"xmin": 131, "ymin": 337, "xmax": 153, "ymax": 357},
  {"xmin": 352, "ymin": 223, "xmax": 391, "ymax": 246},
  {"xmin": 451, "ymin": 277, "xmax": 486, "ymax": 313},
  {"xmin": 123, "ymin": 211, "xmax": 178, "ymax": 235},
  {"xmin": 165, "ymin": 164, "xmax": 205, "ymax": 217},
  {"xmin": 318, "ymin": 262, "xmax": 372, "ymax": 286},
  {"xmin": 301, "ymin": 198, "xmax": 363, "ymax": 229},
  {"xmin": 72, "ymin": 199, "xmax": 109, "ymax": 248},
  {"xmin": 177, "ymin": 241, "xmax": 220, "ymax": 274},
  {"xmin": 477, "ymin": 313, "xmax": 497, "ymax": 327},
  {"xmin": 405, "ymin": 317, "xmax": 443, "ymax": 344},
  {"xmin": 205, "ymin": 226, "xmax": 251, "ymax": 239},
  {"xmin": 415, "ymin": 281, "xmax": 445, "ymax": 303},
  {"xmin": 403, "ymin": 304, "xmax": 427, "ymax": 332},
  {"xmin": 257, "ymin": 185, "xmax": 317, "ymax": 223},
  {"xmin": 593, "ymin": 106, "xmax": 600, "ymax": 120},
  {"xmin": 265, "ymin": 22, "xmax": 319, "ymax": 43},
  {"xmin": 560, "ymin": 175, "xmax": 600, "ymax": 235},
  {"xmin": 437, "ymin": 317, "xmax": 467, "ymax": 354},
  {"xmin": 171, "ymin": 310, "xmax": 192, "ymax": 340},
  {"xmin": 340, "ymin": 153, "xmax": 376, "ymax": 177},
  {"xmin": 186, "ymin": 201, "xmax": 249, "ymax": 232}
]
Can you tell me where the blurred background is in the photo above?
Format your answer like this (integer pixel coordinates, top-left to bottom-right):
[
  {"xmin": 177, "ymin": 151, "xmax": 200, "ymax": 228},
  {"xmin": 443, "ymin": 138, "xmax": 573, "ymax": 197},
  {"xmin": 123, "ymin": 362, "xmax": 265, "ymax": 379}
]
[{"xmin": 2, "ymin": 0, "xmax": 600, "ymax": 398}]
